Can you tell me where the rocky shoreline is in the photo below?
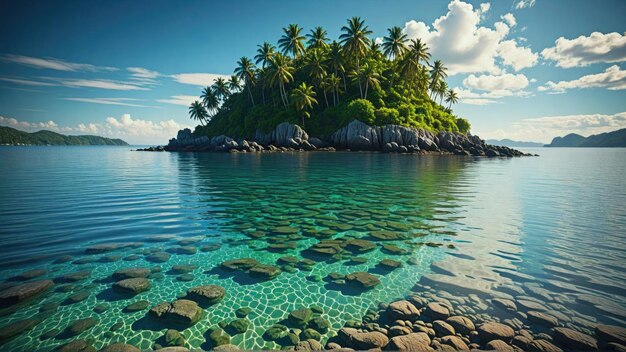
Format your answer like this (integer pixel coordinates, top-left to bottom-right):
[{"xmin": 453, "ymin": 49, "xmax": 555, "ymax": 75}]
[{"xmin": 138, "ymin": 120, "xmax": 535, "ymax": 157}]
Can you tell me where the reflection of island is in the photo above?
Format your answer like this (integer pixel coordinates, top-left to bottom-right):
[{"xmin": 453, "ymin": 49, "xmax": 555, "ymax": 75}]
[
  {"xmin": 545, "ymin": 128, "xmax": 626, "ymax": 147},
  {"xmin": 0, "ymin": 126, "xmax": 128, "ymax": 146}
]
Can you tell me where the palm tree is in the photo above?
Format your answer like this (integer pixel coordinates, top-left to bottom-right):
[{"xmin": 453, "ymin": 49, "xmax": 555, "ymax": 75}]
[
  {"xmin": 201, "ymin": 87, "xmax": 219, "ymax": 116},
  {"xmin": 351, "ymin": 62, "xmax": 380, "ymax": 99},
  {"xmin": 254, "ymin": 42, "xmax": 275, "ymax": 68},
  {"xmin": 228, "ymin": 75, "xmax": 242, "ymax": 93},
  {"xmin": 340, "ymin": 17, "xmax": 372, "ymax": 97},
  {"xmin": 326, "ymin": 41, "xmax": 346, "ymax": 91},
  {"xmin": 304, "ymin": 48, "xmax": 327, "ymax": 93},
  {"xmin": 436, "ymin": 80, "xmax": 448, "ymax": 105},
  {"xmin": 327, "ymin": 73, "xmax": 342, "ymax": 106},
  {"xmin": 212, "ymin": 77, "xmax": 230, "ymax": 102},
  {"xmin": 278, "ymin": 24, "xmax": 306, "ymax": 59},
  {"xmin": 445, "ymin": 89, "xmax": 459, "ymax": 109},
  {"xmin": 234, "ymin": 57, "xmax": 256, "ymax": 106},
  {"xmin": 267, "ymin": 53, "xmax": 294, "ymax": 107},
  {"xmin": 306, "ymin": 26, "xmax": 329, "ymax": 49},
  {"xmin": 409, "ymin": 39, "xmax": 431, "ymax": 66},
  {"xmin": 291, "ymin": 82, "xmax": 318, "ymax": 128},
  {"xmin": 382, "ymin": 26, "xmax": 407, "ymax": 61},
  {"xmin": 429, "ymin": 59, "xmax": 448, "ymax": 99},
  {"xmin": 189, "ymin": 101, "xmax": 208, "ymax": 126}
]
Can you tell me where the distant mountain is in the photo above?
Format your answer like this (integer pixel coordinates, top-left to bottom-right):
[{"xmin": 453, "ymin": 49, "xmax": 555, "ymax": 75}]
[
  {"xmin": 0, "ymin": 126, "xmax": 128, "ymax": 146},
  {"xmin": 545, "ymin": 128, "xmax": 626, "ymax": 147},
  {"xmin": 485, "ymin": 139, "xmax": 543, "ymax": 148}
]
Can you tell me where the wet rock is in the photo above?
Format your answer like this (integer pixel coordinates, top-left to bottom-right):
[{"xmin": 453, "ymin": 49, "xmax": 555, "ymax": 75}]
[
  {"xmin": 301, "ymin": 328, "xmax": 321, "ymax": 341},
  {"xmin": 597, "ymin": 325, "xmax": 626, "ymax": 345},
  {"xmin": 477, "ymin": 322, "xmax": 515, "ymax": 343},
  {"xmin": 289, "ymin": 308, "xmax": 313, "ymax": 328},
  {"xmin": 0, "ymin": 279, "xmax": 54, "ymax": 308},
  {"xmin": 85, "ymin": 242, "xmax": 140, "ymax": 254},
  {"xmin": 338, "ymin": 327, "xmax": 389, "ymax": 349},
  {"xmin": 264, "ymin": 324, "xmax": 288, "ymax": 341},
  {"xmin": 432, "ymin": 320, "xmax": 455, "ymax": 337},
  {"xmin": 124, "ymin": 300, "xmax": 149, "ymax": 312},
  {"xmin": 208, "ymin": 328, "xmax": 230, "ymax": 347},
  {"xmin": 379, "ymin": 259, "xmax": 402, "ymax": 270},
  {"xmin": 278, "ymin": 256, "xmax": 299, "ymax": 264},
  {"xmin": 213, "ymin": 344, "xmax": 240, "ymax": 352},
  {"xmin": 176, "ymin": 274, "xmax": 194, "ymax": 282},
  {"xmin": 309, "ymin": 316, "xmax": 330, "ymax": 333},
  {"xmin": 55, "ymin": 339, "xmax": 96, "ymax": 352},
  {"xmin": 175, "ymin": 246, "xmax": 197, "ymax": 255},
  {"xmin": 221, "ymin": 258, "xmax": 259, "ymax": 270},
  {"xmin": 528, "ymin": 339, "xmax": 563, "ymax": 352},
  {"xmin": 389, "ymin": 325, "xmax": 412, "ymax": 337},
  {"xmin": 0, "ymin": 318, "xmax": 40, "ymax": 344},
  {"xmin": 149, "ymin": 299, "xmax": 203, "ymax": 326},
  {"xmin": 409, "ymin": 295, "xmax": 429, "ymax": 309},
  {"xmin": 512, "ymin": 335, "xmax": 532, "ymax": 349},
  {"xmin": 527, "ymin": 310, "xmax": 558, "ymax": 327},
  {"xmin": 112, "ymin": 278, "xmax": 150, "ymax": 295},
  {"xmin": 249, "ymin": 264, "xmax": 281, "ymax": 279},
  {"xmin": 112, "ymin": 268, "xmax": 150, "ymax": 280},
  {"xmin": 381, "ymin": 244, "xmax": 409, "ymax": 255},
  {"xmin": 93, "ymin": 304, "xmax": 108, "ymax": 314},
  {"xmin": 330, "ymin": 120, "xmax": 381, "ymax": 151},
  {"xmin": 446, "ymin": 316, "xmax": 475, "ymax": 335},
  {"xmin": 65, "ymin": 317, "xmax": 98, "ymax": 337},
  {"xmin": 387, "ymin": 300, "xmax": 420, "ymax": 321},
  {"xmin": 40, "ymin": 328, "xmax": 59, "ymax": 340},
  {"xmin": 295, "ymin": 339, "xmax": 323, "ymax": 350},
  {"xmin": 345, "ymin": 272, "xmax": 380, "ymax": 289},
  {"xmin": 369, "ymin": 231, "xmax": 405, "ymax": 241},
  {"xmin": 516, "ymin": 299, "xmax": 546, "ymax": 312},
  {"xmin": 492, "ymin": 298, "xmax": 517, "ymax": 312},
  {"xmin": 553, "ymin": 327, "xmax": 597, "ymax": 350},
  {"xmin": 11, "ymin": 268, "xmax": 48, "ymax": 281},
  {"xmin": 486, "ymin": 339, "xmax": 514, "ymax": 351},
  {"xmin": 100, "ymin": 343, "xmax": 141, "ymax": 352},
  {"xmin": 387, "ymin": 332, "xmax": 431, "ymax": 351},
  {"xmin": 343, "ymin": 239, "xmax": 376, "ymax": 253},
  {"xmin": 65, "ymin": 290, "xmax": 90, "ymax": 304},
  {"xmin": 424, "ymin": 302, "xmax": 450, "ymax": 320},
  {"xmin": 440, "ymin": 335, "xmax": 468, "ymax": 350}
]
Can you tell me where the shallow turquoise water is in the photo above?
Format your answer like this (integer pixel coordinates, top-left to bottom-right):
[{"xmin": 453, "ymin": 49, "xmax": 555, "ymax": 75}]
[{"xmin": 0, "ymin": 147, "xmax": 624, "ymax": 350}]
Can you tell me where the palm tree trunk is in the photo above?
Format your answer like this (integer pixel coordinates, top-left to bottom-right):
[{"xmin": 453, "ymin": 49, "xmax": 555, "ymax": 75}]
[
  {"xmin": 323, "ymin": 90, "xmax": 329, "ymax": 108},
  {"xmin": 364, "ymin": 81, "xmax": 369, "ymax": 100}
]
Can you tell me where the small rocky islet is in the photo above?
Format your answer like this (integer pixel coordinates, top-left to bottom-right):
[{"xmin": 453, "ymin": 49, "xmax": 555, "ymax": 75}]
[{"xmin": 0, "ymin": 187, "xmax": 624, "ymax": 351}]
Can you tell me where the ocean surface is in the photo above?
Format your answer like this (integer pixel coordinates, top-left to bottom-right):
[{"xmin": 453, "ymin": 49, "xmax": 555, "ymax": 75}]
[{"xmin": 0, "ymin": 146, "xmax": 624, "ymax": 350}]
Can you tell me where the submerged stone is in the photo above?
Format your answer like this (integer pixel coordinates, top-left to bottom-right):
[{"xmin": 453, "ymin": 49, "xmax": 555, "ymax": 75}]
[
  {"xmin": 149, "ymin": 299, "xmax": 203, "ymax": 326},
  {"xmin": 124, "ymin": 300, "xmax": 149, "ymax": 312},
  {"xmin": 54, "ymin": 339, "xmax": 96, "ymax": 352},
  {"xmin": 65, "ymin": 317, "xmax": 98, "ymax": 337},
  {"xmin": 221, "ymin": 258, "xmax": 259, "ymax": 270},
  {"xmin": 227, "ymin": 318, "xmax": 250, "ymax": 334},
  {"xmin": 0, "ymin": 280, "xmax": 54, "ymax": 308},
  {"xmin": 235, "ymin": 307, "xmax": 251, "ymax": 318},
  {"xmin": 55, "ymin": 270, "xmax": 91, "ymax": 283},
  {"xmin": 208, "ymin": 328, "xmax": 231, "ymax": 347},
  {"xmin": 113, "ymin": 278, "xmax": 150, "ymax": 295},
  {"xmin": 100, "ymin": 343, "xmax": 141, "ymax": 352},
  {"xmin": 249, "ymin": 264, "xmax": 281, "ymax": 279},
  {"xmin": 146, "ymin": 252, "xmax": 171, "ymax": 263},
  {"xmin": 381, "ymin": 244, "xmax": 409, "ymax": 255},
  {"xmin": 369, "ymin": 231, "xmax": 405, "ymax": 241},
  {"xmin": 343, "ymin": 239, "xmax": 376, "ymax": 253},
  {"xmin": 379, "ymin": 259, "xmax": 402, "ymax": 270},
  {"xmin": 164, "ymin": 329, "xmax": 186, "ymax": 347},
  {"xmin": 186, "ymin": 285, "xmax": 226, "ymax": 305},
  {"xmin": 289, "ymin": 308, "xmax": 313, "ymax": 327},
  {"xmin": 11, "ymin": 269, "xmax": 47, "ymax": 281},
  {"xmin": 345, "ymin": 272, "xmax": 380, "ymax": 289},
  {"xmin": 0, "ymin": 318, "xmax": 40, "ymax": 344},
  {"xmin": 112, "ymin": 267, "xmax": 150, "ymax": 280}
]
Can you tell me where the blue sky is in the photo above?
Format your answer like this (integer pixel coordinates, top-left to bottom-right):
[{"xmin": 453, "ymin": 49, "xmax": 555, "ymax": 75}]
[{"xmin": 1, "ymin": 0, "xmax": 625, "ymax": 144}]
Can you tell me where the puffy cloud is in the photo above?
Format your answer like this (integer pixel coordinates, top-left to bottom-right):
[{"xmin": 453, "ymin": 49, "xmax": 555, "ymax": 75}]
[
  {"xmin": 501, "ymin": 13, "xmax": 516, "ymax": 28},
  {"xmin": 156, "ymin": 95, "xmax": 199, "ymax": 106},
  {"xmin": 464, "ymin": 73, "xmax": 529, "ymax": 91},
  {"xmin": 538, "ymin": 65, "xmax": 626, "ymax": 93},
  {"xmin": 171, "ymin": 73, "xmax": 230, "ymax": 87},
  {"xmin": 0, "ymin": 54, "xmax": 117, "ymax": 72},
  {"xmin": 401, "ymin": 0, "xmax": 537, "ymax": 75},
  {"xmin": 0, "ymin": 114, "xmax": 190, "ymax": 144},
  {"xmin": 63, "ymin": 97, "xmax": 157, "ymax": 108},
  {"xmin": 514, "ymin": 0, "xmax": 536, "ymax": 9},
  {"xmin": 541, "ymin": 32, "xmax": 626, "ymax": 68}
]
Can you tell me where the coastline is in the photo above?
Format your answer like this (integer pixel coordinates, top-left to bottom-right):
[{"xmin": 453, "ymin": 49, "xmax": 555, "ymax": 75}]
[{"xmin": 138, "ymin": 120, "xmax": 536, "ymax": 157}]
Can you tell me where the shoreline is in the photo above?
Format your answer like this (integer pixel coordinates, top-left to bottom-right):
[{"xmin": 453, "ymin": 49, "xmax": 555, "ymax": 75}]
[{"xmin": 138, "ymin": 120, "xmax": 536, "ymax": 157}]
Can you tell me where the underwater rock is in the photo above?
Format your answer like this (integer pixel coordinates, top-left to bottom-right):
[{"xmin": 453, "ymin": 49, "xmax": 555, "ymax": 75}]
[
  {"xmin": 343, "ymin": 239, "xmax": 376, "ymax": 253},
  {"xmin": 55, "ymin": 270, "xmax": 91, "ymax": 283},
  {"xmin": 432, "ymin": 320, "xmax": 455, "ymax": 337},
  {"xmin": 379, "ymin": 259, "xmax": 402, "ymax": 270},
  {"xmin": 0, "ymin": 279, "xmax": 54, "ymax": 308},
  {"xmin": 65, "ymin": 290, "xmax": 90, "ymax": 304},
  {"xmin": 309, "ymin": 316, "xmax": 330, "ymax": 333},
  {"xmin": 0, "ymin": 318, "xmax": 41, "ymax": 344},
  {"xmin": 11, "ymin": 268, "xmax": 48, "ymax": 281},
  {"xmin": 424, "ymin": 302, "xmax": 450, "ymax": 320},
  {"xmin": 112, "ymin": 268, "xmax": 151, "ymax": 280},
  {"xmin": 381, "ymin": 244, "xmax": 409, "ymax": 255},
  {"xmin": 345, "ymin": 272, "xmax": 380, "ymax": 289},
  {"xmin": 54, "ymin": 339, "xmax": 96, "ymax": 352},
  {"xmin": 113, "ymin": 278, "xmax": 150, "ymax": 295},
  {"xmin": 477, "ymin": 322, "xmax": 515, "ymax": 343},
  {"xmin": 100, "ymin": 343, "xmax": 141, "ymax": 352},
  {"xmin": 226, "ymin": 318, "xmax": 250, "ymax": 334},
  {"xmin": 85, "ymin": 242, "xmax": 141, "ymax": 254},
  {"xmin": 446, "ymin": 316, "xmax": 475, "ymax": 335},
  {"xmin": 170, "ymin": 265, "xmax": 198, "ymax": 274},
  {"xmin": 553, "ymin": 327, "xmax": 597, "ymax": 350},
  {"xmin": 208, "ymin": 328, "xmax": 231, "ymax": 347},
  {"xmin": 149, "ymin": 299, "xmax": 203, "ymax": 326},
  {"xmin": 164, "ymin": 329, "xmax": 186, "ymax": 347},
  {"xmin": 369, "ymin": 231, "xmax": 405, "ymax": 241},
  {"xmin": 527, "ymin": 310, "xmax": 559, "ymax": 327},
  {"xmin": 235, "ymin": 307, "xmax": 251, "ymax": 318},
  {"xmin": 221, "ymin": 258, "xmax": 259, "ymax": 270},
  {"xmin": 288, "ymin": 308, "xmax": 313, "ymax": 328},
  {"xmin": 441, "ymin": 335, "xmax": 468, "ymax": 350},
  {"xmin": 65, "ymin": 317, "xmax": 98, "ymax": 337},
  {"xmin": 124, "ymin": 300, "xmax": 149, "ymax": 312},
  {"xmin": 386, "ymin": 300, "xmax": 420, "ymax": 321},
  {"xmin": 186, "ymin": 285, "xmax": 226, "ymax": 305},
  {"xmin": 295, "ymin": 339, "xmax": 323, "ymax": 350},
  {"xmin": 596, "ymin": 325, "xmax": 626, "ymax": 346},
  {"xmin": 248, "ymin": 264, "xmax": 281, "ymax": 279},
  {"xmin": 146, "ymin": 252, "xmax": 171, "ymax": 263}
]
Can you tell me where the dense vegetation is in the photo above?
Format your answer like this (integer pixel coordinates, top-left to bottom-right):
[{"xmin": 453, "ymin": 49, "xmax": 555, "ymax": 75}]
[
  {"xmin": 0, "ymin": 126, "xmax": 128, "ymax": 146},
  {"xmin": 189, "ymin": 17, "xmax": 469, "ymax": 138}
]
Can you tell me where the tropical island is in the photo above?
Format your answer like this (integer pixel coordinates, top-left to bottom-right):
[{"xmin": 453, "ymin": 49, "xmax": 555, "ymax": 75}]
[
  {"xmin": 155, "ymin": 17, "xmax": 526, "ymax": 157},
  {"xmin": 545, "ymin": 128, "xmax": 626, "ymax": 148},
  {"xmin": 0, "ymin": 126, "xmax": 128, "ymax": 146}
]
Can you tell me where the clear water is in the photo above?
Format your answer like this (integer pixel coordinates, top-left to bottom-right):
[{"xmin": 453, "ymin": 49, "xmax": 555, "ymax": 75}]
[{"xmin": 0, "ymin": 147, "xmax": 624, "ymax": 350}]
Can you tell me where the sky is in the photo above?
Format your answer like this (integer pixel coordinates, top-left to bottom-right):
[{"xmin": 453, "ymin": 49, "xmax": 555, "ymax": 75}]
[{"xmin": 0, "ymin": 0, "xmax": 625, "ymax": 144}]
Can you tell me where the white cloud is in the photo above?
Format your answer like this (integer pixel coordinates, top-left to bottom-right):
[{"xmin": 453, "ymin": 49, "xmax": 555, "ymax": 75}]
[
  {"xmin": 58, "ymin": 78, "xmax": 149, "ymax": 91},
  {"xmin": 501, "ymin": 13, "xmax": 516, "ymax": 27},
  {"xmin": 1, "ymin": 54, "xmax": 117, "ymax": 72},
  {"xmin": 171, "ymin": 73, "xmax": 230, "ymax": 87},
  {"xmin": 538, "ymin": 65, "xmax": 626, "ymax": 93},
  {"xmin": 464, "ymin": 73, "xmax": 529, "ymax": 91},
  {"xmin": 156, "ymin": 95, "xmax": 199, "ymax": 107},
  {"xmin": 460, "ymin": 98, "xmax": 497, "ymax": 105},
  {"xmin": 63, "ymin": 97, "xmax": 157, "ymax": 108},
  {"xmin": 127, "ymin": 67, "xmax": 160, "ymax": 79},
  {"xmin": 0, "ymin": 77, "xmax": 57, "ymax": 87},
  {"xmin": 541, "ymin": 32, "xmax": 626, "ymax": 68},
  {"xmin": 401, "ymin": 0, "xmax": 537, "ymax": 75},
  {"xmin": 481, "ymin": 111, "xmax": 626, "ymax": 143},
  {"xmin": 514, "ymin": 0, "xmax": 536, "ymax": 9},
  {"xmin": 0, "ymin": 114, "xmax": 190, "ymax": 144}
]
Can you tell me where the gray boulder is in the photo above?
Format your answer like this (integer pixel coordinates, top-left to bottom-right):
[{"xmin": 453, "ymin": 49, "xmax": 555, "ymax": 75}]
[
  {"xmin": 254, "ymin": 122, "xmax": 308, "ymax": 147},
  {"xmin": 330, "ymin": 120, "xmax": 382, "ymax": 150}
]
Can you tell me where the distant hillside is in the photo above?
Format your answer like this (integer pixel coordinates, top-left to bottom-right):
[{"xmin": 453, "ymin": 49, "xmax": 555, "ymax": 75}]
[
  {"xmin": 486, "ymin": 139, "xmax": 543, "ymax": 148},
  {"xmin": 545, "ymin": 128, "xmax": 626, "ymax": 147},
  {"xmin": 0, "ymin": 126, "xmax": 128, "ymax": 146}
]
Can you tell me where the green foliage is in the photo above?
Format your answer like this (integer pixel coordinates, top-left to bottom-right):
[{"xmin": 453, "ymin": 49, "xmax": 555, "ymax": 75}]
[
  {"xmin": 0, "ymin": 126, "xmax": 128, "ymax": 146},
  {"xmin": 190, "ymin": 17, "xmax": 470, "ymax": 139},
  {"xmin": 342, "ymin": 99, "xmax": 375, "ymax": 125}
]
